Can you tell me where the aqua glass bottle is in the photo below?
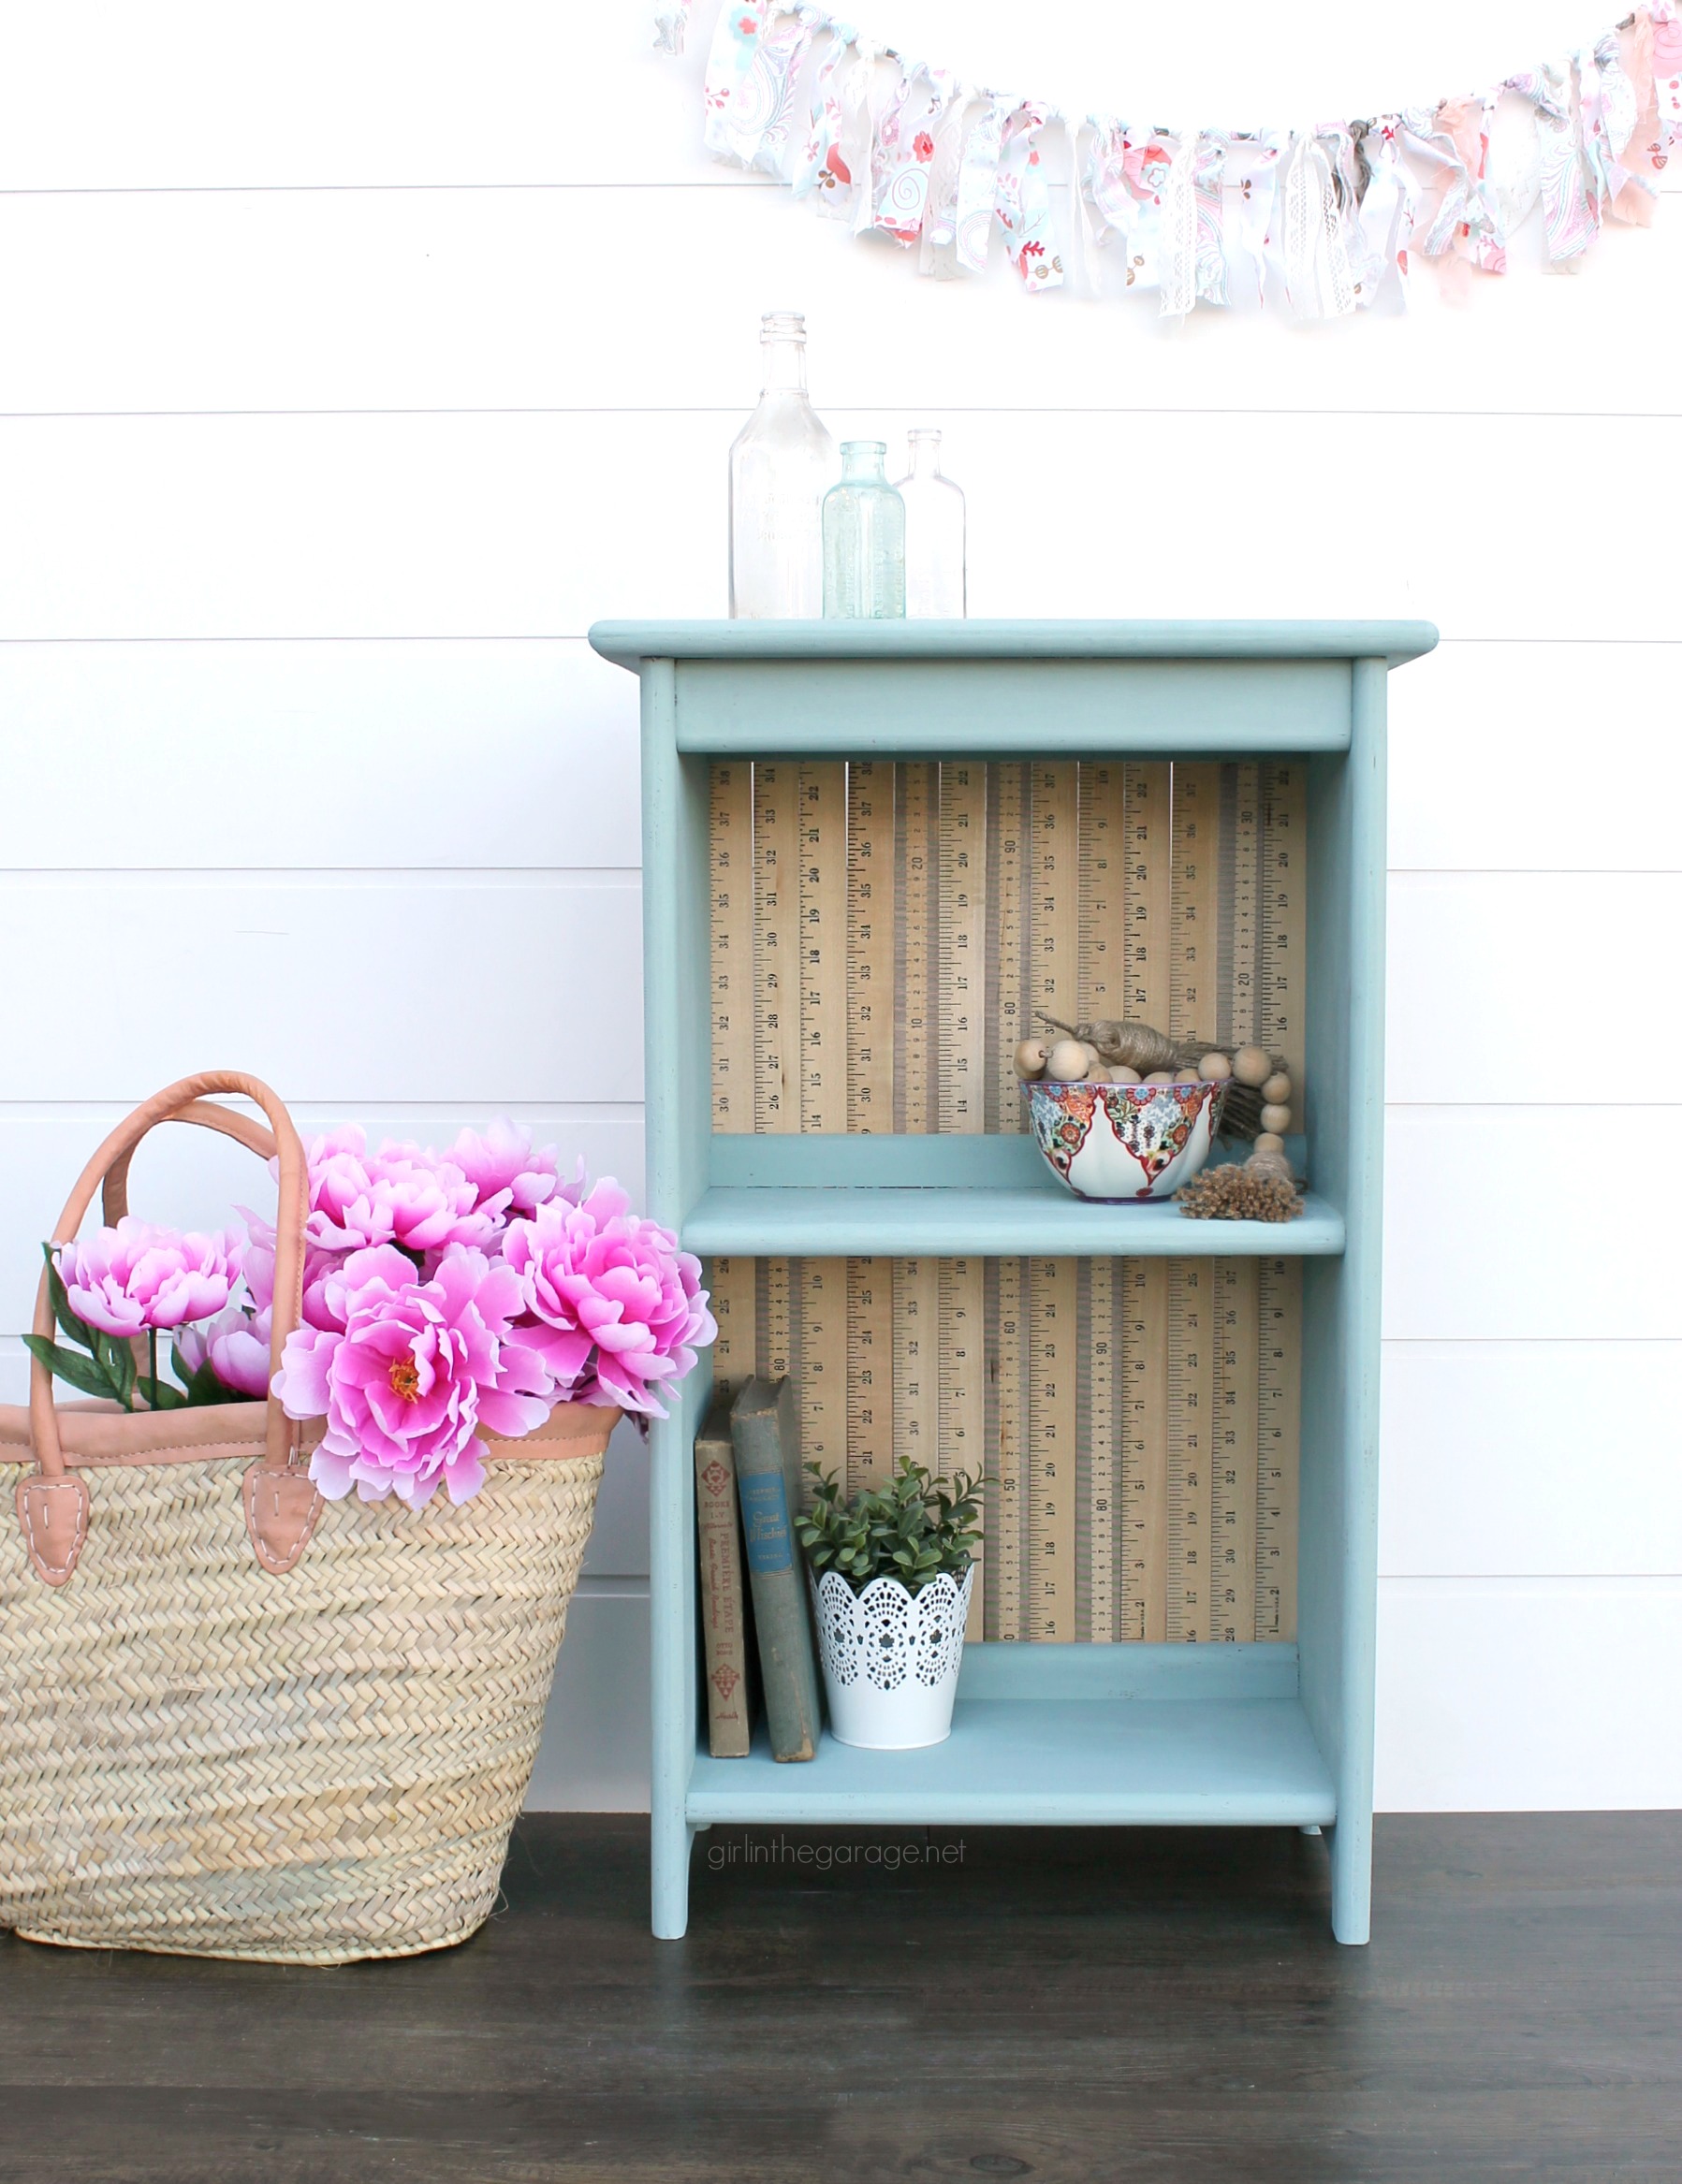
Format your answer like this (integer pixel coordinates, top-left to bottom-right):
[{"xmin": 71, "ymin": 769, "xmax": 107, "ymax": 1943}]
[
  {"xmin": 728, "ymin": 312, "xmax": 837, "ymax": 619},
  {"xmin": 822, "ymin": 442, "xmax": 906, "ymax": 619},
  {"xmin": 895, "ymin": 428, "xmax": 966, "ymax": 618}
]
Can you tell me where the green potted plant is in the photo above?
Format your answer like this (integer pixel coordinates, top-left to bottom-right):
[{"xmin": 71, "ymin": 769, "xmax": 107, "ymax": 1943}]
[{"xmin": 797, "ymin": 1457, "xmax": 986, "ymax": 1750}]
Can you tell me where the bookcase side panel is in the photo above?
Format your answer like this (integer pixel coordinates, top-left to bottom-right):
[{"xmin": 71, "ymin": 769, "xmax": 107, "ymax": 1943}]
[
  {"xmin": 641, "ymin": 662, "xmax": 711, "ymax": 1937},
  {"xmin": 1297, "ymin": 663, "xmax": 1387, "ymax": 1945}
]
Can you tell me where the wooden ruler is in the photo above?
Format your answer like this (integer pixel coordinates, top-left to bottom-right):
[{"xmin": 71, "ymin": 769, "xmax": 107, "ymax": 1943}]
[
  {"xmin": 1031, "ymin": 764, "xmax": 1080, "ymax": 1049},
  {"xmin": 1119, "ymin": 1259, "xmax": 1169, "ymax": 1641},
  {"xmin": 1077, "ymin": 763, "xmax": 1127, "ymax": 1023},
  {"xmin": 797, "ymin": 1257, "xmax": 848, "ymax": 1507},
  {"xmin": 797, "ymin": 764, "xmax": 848, "ymax": 1132},
  {"xmin": 1219, "ymin": 763, "xmax": 1262, "ymax": 1050},
  {"xmin": 1212, "ymin": 1257, "xmax": 1260, "ymax": 1642},
  {"xmin": 1027, "ymin": 1257, "xmax": 1078, "ymax": 1641},
  {"xmin": 845, "ymin": 1256, "xmax": 895, "ymax": 1494},
  {"xmin": 1256, "ymin": 1256, "xmax": 1301, "ymax": 1642},
  {"xmin": 987, "ymin": 1257, "xmax": 1028, "ymax": 1640},
  {"xmin": 1080, "ymin": 1258, "xmax": 1121, "ymax": 1642},
  {"xmin": 938, "ymin": 764, "xmax": 987, "ymax": 1133},
  {"xmin": 1170, "ymin": 761, "xmax": 1221, "ymax": 1048},
  {"xmin": 709, "ymin": 763, "xmax": 755, "ymax": 1132},
  {"xmin": 894, "ymin": 764, "xmax": 938, "ymax": 1132},
  {"xmin": 892, "ymin": 1256, "xmax": 941, "ymax": 1475},
  {"xmin": 1123, "ymin": 763, "xmax": 1172, "ymax": 1026},
  {"xmin": 939, "ymin": 1257, "xmax": 987, "ymax": 1638},
  {"xmin": 1260, "ymin": 763, "xmax": 1307, "ymax": 1097},
  {"xmin": 986, "ymin": 763, "xmax": 1029, "ymax": 1132},
  {"xmin": 757, "ymin": 1257, "xmax": 793, "ymax": 1380},
  {"xmin": 1166, "ymin": 1259, "xmax": 1214, "ymax": 1643},
  {"xmin": 704, "ymin": 1255, "xmax": 757, "ymax": 1398},
  {"xmin": 753, "ymin": 764, "xmax": 799, "ymax": 1132},
  {"xmin": 846, "ymin": 761, "xmax": 894, "ymax": 1133}
]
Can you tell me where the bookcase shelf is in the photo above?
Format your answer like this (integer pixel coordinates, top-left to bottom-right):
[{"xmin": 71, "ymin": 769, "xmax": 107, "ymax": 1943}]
[
  {"xmin": 683, "ymin": 1184, "xmax": 1346, "ymax": 1258},
  {"xmin": 687, "ymin": 1644, "xmax": 1336, "ymax": 1828},
  {"xmin": 599, "ymin": 617, "xmax": 1433, "ymax": 1947}
]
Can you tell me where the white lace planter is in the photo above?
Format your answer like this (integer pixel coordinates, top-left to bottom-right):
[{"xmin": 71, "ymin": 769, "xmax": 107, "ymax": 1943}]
[{"xmin": 808, "ymin": 1565, "xmax": 974, "ymax": 1750}]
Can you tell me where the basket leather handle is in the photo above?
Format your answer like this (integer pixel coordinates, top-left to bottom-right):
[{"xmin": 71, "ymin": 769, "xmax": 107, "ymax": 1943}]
[{"xmin": 20, "ymin": 1072, "xmax": 316, "ymax": 1586}]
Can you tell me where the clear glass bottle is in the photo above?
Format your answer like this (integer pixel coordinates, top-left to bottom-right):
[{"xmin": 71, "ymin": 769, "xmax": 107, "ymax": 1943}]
[
  {"xmin": 728, "ymin": 312, "xmax": 836, "ymax": 619},
  {"xmin": 895, "ymin": 428, "xmax": 966, "ymax": 618},
  {"xmin": 822, "ymin": 442, "xmax": 906, "ymax": 619}
]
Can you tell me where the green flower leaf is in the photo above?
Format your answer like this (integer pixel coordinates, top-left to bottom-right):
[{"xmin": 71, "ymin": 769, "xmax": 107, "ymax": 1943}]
[
  {"xmin": 95, "ymin": 1331, "xmax": 137, "ymax": 1406},
  {"xmin": 22, "ymin": 1333, "xmax": 120, "ymax": 1404}
]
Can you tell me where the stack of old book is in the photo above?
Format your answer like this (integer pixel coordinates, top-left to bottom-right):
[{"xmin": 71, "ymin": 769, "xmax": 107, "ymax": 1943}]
[{"xmin": 694, "ymin": 1377, "xmax": 823, "ymax": 1762}]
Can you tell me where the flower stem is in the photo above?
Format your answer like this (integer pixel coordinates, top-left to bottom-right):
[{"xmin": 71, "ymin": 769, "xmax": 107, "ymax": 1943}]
[{"xmin": 148, "ymin": 1327, "xmax": 157, "ymax": 1410}]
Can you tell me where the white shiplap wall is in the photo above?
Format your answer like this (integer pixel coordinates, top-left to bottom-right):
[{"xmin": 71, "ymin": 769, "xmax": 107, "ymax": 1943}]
[{"xmin": 1, "ymin": 0, "xmax": 1677, "ymax": 1813}]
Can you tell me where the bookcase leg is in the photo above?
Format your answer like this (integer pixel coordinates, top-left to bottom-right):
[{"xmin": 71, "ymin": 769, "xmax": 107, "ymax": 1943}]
[
  {"xmin": 1326, "ymin": 1813, "xmax": 1371, "ymax": 1944},
  {"xmin": 651, "ymin": 1810, "xmax": 695, "ymax": 1941}
]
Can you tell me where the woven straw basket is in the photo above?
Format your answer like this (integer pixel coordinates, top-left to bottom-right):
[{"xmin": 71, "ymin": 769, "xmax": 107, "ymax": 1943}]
[{"xmin": 0, "ymin": 1072, "xmax": 617, "ymax": 1964}]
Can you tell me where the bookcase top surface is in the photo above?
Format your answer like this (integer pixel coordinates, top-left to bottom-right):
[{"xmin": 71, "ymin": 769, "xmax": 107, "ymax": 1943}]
[{"xmin": 589, "ymin": 618, "xmax": 1440, "ymax": 672}]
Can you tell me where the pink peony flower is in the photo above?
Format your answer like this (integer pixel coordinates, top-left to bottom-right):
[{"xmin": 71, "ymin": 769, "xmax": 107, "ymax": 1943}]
[
  {"xmin": 446, "ymin": 1118, "xmax": 566, "ymax": 1221},
  {"xmin": 240, "ymin": 1208, "xmax": 347, "ymax": 1334},
  {"xmin": 56, "ymin": 1217, "xmax": 241, "ymax": 1337},
  {"xmin": 273, "ymin": 1244, "xmax": 553, "ymax": 1507},
  {"xmin": 239, "ymin": 1210, "xmax": 276, "ymax": 1314},
  {"xmin": 294, "ymin": 1126, "xmax": 501, "ymax": 1258},
  {"xmin": 503, "ymin": 1181, "xmax": 716, "ymax": 1419},
  {"xmin": 177, "ymin": 1304, "xmax": 273, "ymax": 1400}
]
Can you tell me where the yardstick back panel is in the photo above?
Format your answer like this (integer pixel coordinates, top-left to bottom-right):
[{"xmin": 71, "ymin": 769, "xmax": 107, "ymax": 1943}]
[
  {"xmin": 706, "ymin": 759, "xmax": 1308, "ymax": 1647},
  {"xmin": 716, "ymin": 760, "xmax": 1306, "ymax": 1132},
  {"xmin": 705, "ymin": 1251, "xmax": 1300, "ymax": 1646}
]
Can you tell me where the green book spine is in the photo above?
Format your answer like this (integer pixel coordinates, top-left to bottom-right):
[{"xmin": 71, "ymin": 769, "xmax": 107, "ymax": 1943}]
[
  {"xmin": 730, "ymin": 1376, "xmax": 822, "ymax": 1763},
  {"xmin": 695, "ymin": 1397, "xmax": 753, "ymax": 1759}
]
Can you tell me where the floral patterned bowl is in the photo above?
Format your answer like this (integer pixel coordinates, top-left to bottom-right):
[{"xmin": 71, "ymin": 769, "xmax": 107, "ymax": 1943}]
[{"xmin": 1021, "ymin": 1078, "xmax": 1227, "ymax": 1202}]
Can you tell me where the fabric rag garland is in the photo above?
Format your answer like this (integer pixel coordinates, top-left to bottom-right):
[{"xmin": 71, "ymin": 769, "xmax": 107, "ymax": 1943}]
[{"xmin": 655, "ymin": 0, "xmax": 1681, "ymax": 317}]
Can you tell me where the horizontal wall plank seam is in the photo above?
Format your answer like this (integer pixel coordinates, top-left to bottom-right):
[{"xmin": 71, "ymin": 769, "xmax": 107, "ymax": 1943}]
[
  {"xmin": 4, "ymin": 633, "xmax": 1675, "ymax": 647},
  {"xmin": 7, "ymin": 866, "xmax": 1677, "ymax": 881},
  {"xmin": 3, "ymin": 407, "xmax": 1677, "ymax": 422},
  {"xmin": 0, "ymin": 182, "xmax": 787, "ymax": 197}
]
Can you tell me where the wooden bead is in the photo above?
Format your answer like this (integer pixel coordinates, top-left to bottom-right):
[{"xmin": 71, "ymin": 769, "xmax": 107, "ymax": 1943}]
[
  {"xmin": 1108, "ymin": 1065, "xmax": 1142, "ymax": 1085},
  {"xmin": 1014, "ymin": 1040, "xmax": 1048, "ymax": 1081},
  {"xmin": 1142, "ymin": 1070, "xmax": 1175, "ymax": 1087},
  {"xmin": 1174, "ymin": 1067, "xmax": 1202, "ymax": 1084},
  {"xmin": 1197, "ymin": 1052, "xmax": 1232, "ymax": 1083},
  {"xmin": 1046, "ymin": 1039, "xmax": 1090, "ymax": 1082},
  {"xmin": 1232, "ymin": 1045, "xmax": 1272, "ymax": 1088},
  {"xmin": 1260, "ymin": 1102, "xmax": 1292, "ymax": 1134},
  {"xmin": 1253, "ymin": 1130, "xmax": 1286, "ymax": 1155},
  {"xmin": 1262, "ymin": 1071, "xmax": 1293, "ymax": 1104}
]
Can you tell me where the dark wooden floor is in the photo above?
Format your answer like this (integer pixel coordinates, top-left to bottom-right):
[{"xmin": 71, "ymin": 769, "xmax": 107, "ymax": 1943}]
[{"xmin": 2, "ymin": 1813, "xmax": 1678, "ymax": 2182}]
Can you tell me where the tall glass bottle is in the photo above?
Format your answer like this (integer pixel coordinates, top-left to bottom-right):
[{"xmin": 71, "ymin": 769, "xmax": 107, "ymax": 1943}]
[
  {"xmin": 728, "ymin": 312, "xmax": 836, "ymax": 619},
  {"xmin": 822, "ymin": 442, "xmax": 906, "ymax": 619},
  {"xmin": 895, "ymin": 428, "xmax": 967, "ymax": 618}
]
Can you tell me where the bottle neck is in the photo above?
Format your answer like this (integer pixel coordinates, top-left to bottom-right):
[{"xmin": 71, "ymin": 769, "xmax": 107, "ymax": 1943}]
[
  {"xmin": 906, "ymin": 432, "xmax": 943, "ymax": 478},
  {"xmin": 760, "ymin": 336, "xmax": 810, "ymax": 397},
  {"xmin": 841, "ymin": 444, "xmax": 888, "ymax": 485}
]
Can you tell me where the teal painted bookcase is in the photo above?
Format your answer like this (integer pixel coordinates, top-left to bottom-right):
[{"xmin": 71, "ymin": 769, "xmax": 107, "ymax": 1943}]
[{"xmin": 592, "ymin": 619, "xmax": 1437, "ymax": 1944}]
